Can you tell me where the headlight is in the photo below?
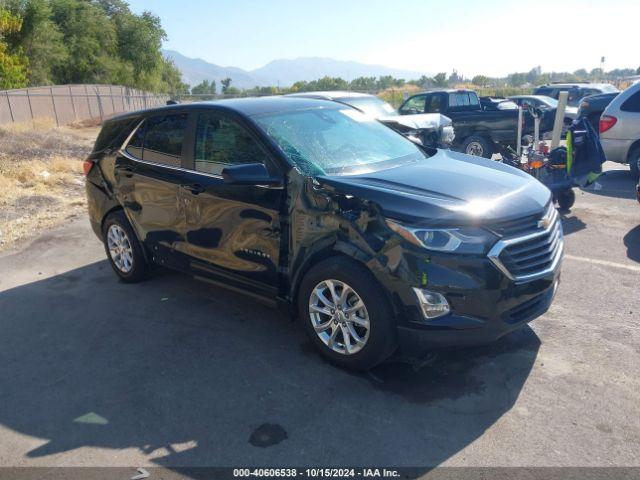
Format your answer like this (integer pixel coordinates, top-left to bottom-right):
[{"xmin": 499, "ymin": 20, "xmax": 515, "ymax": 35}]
[{"xmin": 385, "ymin": 219, "xmax": 497, "ymax": 254}]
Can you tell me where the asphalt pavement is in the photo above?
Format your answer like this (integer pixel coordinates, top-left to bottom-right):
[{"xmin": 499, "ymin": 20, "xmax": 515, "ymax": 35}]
[{"xmin": 0, "ymin": 162, "xmax": 638, "ymax": 472}]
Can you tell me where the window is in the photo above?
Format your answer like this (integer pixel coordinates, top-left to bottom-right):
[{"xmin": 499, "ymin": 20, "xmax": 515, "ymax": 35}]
[
  {"xmin": 426, "ymin": 95, "xmax": 443, "ymax": 113},
  {"xmin": 448, "ymin": 92, "xmax": 480, "ymax": 109},
  {"xmin": 194, "ymin": 113, "xmax": 265, "ymax": 175},
  {"xmin": 125, "ymin": 122, "xmax": 145, "ymax": 159},
  {"xmin": 621, "ymin": 90, "xmax": 640, "ymax": 113},
  {"xmin": 400, "ymin": 95, "xmax": 426, "ymax": 114},
  {"xmin": 141, "ymin": 114, "xmax": 188, "ymax": 167}
]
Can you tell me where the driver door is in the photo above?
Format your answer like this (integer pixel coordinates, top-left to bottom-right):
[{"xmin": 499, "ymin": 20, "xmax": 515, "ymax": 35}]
[{"xmin": 179, "ymin": 109, "xmax": 284, "ymax": 299}]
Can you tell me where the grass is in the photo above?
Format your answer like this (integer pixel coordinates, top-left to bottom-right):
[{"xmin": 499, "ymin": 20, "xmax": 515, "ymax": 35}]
[{"xmin": 0, "ymin": 120, "xmax": 98, "ymax": 252}]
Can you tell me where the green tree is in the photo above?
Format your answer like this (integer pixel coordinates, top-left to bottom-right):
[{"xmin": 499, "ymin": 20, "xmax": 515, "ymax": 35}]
[
  {"xmin": 472, "ymin": 75, "xmax": 489, "ymax": 86},
  {"xmin": 0, "ymin": 8, "xmax": 28, "ymax": 88},
  {"xmin": 432, "ymin": 72, "xmax": 448, "ymax": 87},
  {"xmin": 350, "ymin": 76, "xmax": 376, "ymax": 91},
  {"xmin": 191, "ymin": 79, "xmax": 216, "ymax": 98},
  {"xmin": 221, "ymin": 77, "xmax": 232, "ymax": 93}
]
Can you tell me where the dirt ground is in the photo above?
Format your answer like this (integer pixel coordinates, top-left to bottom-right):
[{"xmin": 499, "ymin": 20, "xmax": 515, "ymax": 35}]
[{"xmin": 0, "ymin": 121, "xmax": 99, "ymax": 252}]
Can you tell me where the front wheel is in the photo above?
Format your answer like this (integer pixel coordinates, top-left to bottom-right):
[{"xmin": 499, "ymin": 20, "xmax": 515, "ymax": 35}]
[
  {"xmin": 461, "ymin": 135, "xmax": 493, "ymax": 158},
  {"xmin": 297, "ymin": 257, "xmax": 398, "ymax": 370},
  {"xmin": 556, "ymin": 189, "xmax": 576, "ymax": 210}
]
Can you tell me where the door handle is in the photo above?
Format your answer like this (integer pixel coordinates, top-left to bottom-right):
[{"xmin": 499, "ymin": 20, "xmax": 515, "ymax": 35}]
[{"xmin": 180, "ymin": 183, "xmax": 205, "ymax": 195}]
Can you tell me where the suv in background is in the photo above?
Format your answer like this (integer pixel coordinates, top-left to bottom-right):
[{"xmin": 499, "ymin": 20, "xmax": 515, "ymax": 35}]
[
  {"xmin": 599, "ymin": 82, "xmax": 640, "ymax": 179},
  {"xmin": 533, "ymin": 83, "xmax": 619, "ymax": 107}
]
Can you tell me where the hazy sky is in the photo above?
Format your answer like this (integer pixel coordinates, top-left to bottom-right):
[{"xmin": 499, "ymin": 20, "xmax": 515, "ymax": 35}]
[{"xmin": 127, "ymin": 0, "xmax": 638, "ymax": 77}]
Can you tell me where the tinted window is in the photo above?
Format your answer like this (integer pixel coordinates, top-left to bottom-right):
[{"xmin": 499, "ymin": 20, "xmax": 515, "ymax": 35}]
[
  {"xmin": 400, "ymin": 95, "xmax": 426, "ymax": 114},
  {"xmin": 94, "ymin": 117, "xmax": 137, "ymax": 153},
  {"xmin": 621, "ymin": 90, "xmax": 640, "ymax": 112},
  {"xmin": 426, "ymin": 95, "xmax": 443, "ymax": 113},
  {"xmin": 194, "ymin": 112, "xmax": 265, "ymax": 175},
  {"xmin": 448, "ymin": 92, "xmax": 480, "ymax": 109},
  {"xmin": 142, "ymin": 114, "xmax": 187, "ymax": 167},
  {"xmin": 125, "ymin": 122, "xmax": 145, "ymax": 159}
]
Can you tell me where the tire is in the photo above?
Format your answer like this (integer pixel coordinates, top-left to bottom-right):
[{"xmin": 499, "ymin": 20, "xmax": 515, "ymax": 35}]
[
  {"xmin": 102, "ymin": 210, "xmax": 150, "ymax": 283},
  {"xmin": 629, "ymin": 147, "xmax": 640, "ymax": 181},
  {"xmin": 556, "ymin": 189, "xmax": 576, "ymax": 211},
  {"xmin": 461, "ymin": 135, "xmax": 493, "ymax": 158},
  {"xmin": 297, "ymin": 257, "xmax": 398, "ymax": 370}
]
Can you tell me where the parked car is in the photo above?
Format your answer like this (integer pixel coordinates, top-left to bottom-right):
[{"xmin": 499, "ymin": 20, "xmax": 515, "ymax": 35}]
[
  {"xmin": 577, "ymin": 92, "xmax": 619, "ymax": 131},
  {"xmin": 287, "ymin": 91, "xmax": 455, "ymax": 149},
  {"xmin": 399, "ymin": 89, "xmax": 520, "ymax": 158},
  {"xmin": 599, "ymin": 82, "xmax": 640, "ymax": 179},
  {"xmin": 533, "ymin": 83, "xmax": 619, "ymax": 108},
  {"xmin": 509, "ymin": 95, "xmax": 577, "ymax": 137},
  {"xmin": 85, "ymin": 97, "xmax": 563, "ymax": 370}
]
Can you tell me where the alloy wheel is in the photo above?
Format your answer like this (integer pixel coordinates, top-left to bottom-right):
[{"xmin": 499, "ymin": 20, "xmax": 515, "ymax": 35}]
[
  {"xmin": 466, "ymin": 141, "xmax": 484, "ymax": 156},
  {"xmin": 308, "ymin": 279, "xmax": 370, "ymax": 355},
  {"xmin": 107, "ymin": 224, "xmax": 134, "ymax": 273}
]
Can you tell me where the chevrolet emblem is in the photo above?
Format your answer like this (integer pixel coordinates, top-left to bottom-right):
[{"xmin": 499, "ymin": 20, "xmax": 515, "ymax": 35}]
[{"xmin": 538, "ymin": 217, "xmax": 551, "ymax": 229}]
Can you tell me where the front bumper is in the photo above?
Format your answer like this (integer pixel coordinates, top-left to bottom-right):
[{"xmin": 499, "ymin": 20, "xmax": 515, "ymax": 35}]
[{"xmin": 377, "ymin": 240, "xmax": 562, "ymax": 354}]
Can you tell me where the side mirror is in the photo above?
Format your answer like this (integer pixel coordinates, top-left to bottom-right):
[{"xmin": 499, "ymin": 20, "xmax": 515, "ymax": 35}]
[{"xmin": 221, "ymin": 163, "xmax": 281, "ymax": 185}]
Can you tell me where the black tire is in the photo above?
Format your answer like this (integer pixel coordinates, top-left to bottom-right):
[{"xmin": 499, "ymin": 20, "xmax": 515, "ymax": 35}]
[
  {"xmin": 629, "ymin": 147, "xmax": 640, "ymax": 181},
  {"xmin": 557, "ymin": 189, "xmax": 576, "ymax": 211},
  {"xmin": 461, "ymin": 135, "xmax": 493, "ymax": 158},
  {"xmin": 297, "ymin": 256, "xmax": 398, "ymax": 370},
  {"xmin": 102, "ymin": 210, "xmax": 150, "ymax": 283}
]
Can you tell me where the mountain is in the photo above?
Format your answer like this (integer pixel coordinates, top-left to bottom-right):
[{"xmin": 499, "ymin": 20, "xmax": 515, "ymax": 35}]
[
  {"xmin": 251, "ymin": 57, "xmax": 428, "ymax": 86},
  {"xmin": 163, "ymin": 49, "xmax": 430, "ymax": 89}
]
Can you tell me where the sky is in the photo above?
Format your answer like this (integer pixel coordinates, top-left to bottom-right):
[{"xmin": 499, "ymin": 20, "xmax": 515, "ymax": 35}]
[{"xmin": 127, "ymin": 0, "xmax": 639, "ymax": 78}]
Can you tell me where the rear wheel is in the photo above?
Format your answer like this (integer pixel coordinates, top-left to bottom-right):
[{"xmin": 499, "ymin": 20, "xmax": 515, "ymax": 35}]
[
  {"xmin": 461, "ymin": 135, "xmax": 493, "ymax": 158},
  {"xmin": 102, "ymin": 210, "xmax": 149, "ymax": 283},
  {"xmin": 629, "ymin": 147, "xmax": 640, "ymax": 181},
  {"xmin": 297, "ymin": 257, "xmax": 397, "ymax": 370}
]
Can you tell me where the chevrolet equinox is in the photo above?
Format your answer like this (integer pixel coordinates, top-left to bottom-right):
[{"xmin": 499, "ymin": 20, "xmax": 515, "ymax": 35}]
[{"xmin": 84, "ymin": 97, "xmax": 563, "ymax": 370}]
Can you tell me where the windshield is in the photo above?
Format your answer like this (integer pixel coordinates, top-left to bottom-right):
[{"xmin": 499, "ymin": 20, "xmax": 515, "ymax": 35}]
[
  {"xmin": 253, "ymin": 107, "xmax": 426, "ymax": 176},
  {"xmin": 340, "ymin": 97, "xmax": 398, "ymax": 118}
]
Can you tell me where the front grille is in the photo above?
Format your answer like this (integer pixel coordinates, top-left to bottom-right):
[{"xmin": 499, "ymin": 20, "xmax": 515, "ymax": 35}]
[
  {"xmin": 488, "ymin": 206, "xmax": 563, "ymax": 283},
  {"xmin": 488, "ymin": 203, "xmax": 553, "ymax": 237}
]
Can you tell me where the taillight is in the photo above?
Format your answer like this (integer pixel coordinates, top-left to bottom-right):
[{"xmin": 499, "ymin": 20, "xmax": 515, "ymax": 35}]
[
  {"xmin": 599, "ymin": 115, "xmax": 617, "ymax": 133},
  {"xmin": 83, "ymin": 159, "xmax": 95, "ymax": 176}
]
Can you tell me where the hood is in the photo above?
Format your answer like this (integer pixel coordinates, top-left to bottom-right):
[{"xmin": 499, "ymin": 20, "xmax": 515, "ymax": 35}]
[{"xmin": 317, "ymin": 149, "xmax": 551, "ymax": 226}]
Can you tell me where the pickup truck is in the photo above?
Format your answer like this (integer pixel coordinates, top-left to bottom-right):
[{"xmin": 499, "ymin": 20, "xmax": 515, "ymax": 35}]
[{"xmin": 399, "ymin": 89, "xmax": 520, "ymax": 158}]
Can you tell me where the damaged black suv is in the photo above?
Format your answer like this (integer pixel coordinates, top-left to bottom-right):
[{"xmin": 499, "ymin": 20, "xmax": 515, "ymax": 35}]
[{"xmin": 85, "ymin": 97, "xmax": 563, "ymax": 370}]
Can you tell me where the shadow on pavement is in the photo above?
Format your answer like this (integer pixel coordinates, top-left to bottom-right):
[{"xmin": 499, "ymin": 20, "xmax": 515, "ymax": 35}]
[
  {"xmin": 579, "ymin": 168, "xmax": 637, "ymax": 200},
  {"xmin": 623, "ymin": 225, "xmax": 640, "ymax": 263},
  {"xmin": 560, "ymin": 212, "xmax": 587, "ymax": 236},
  {"xmin": 0, "ymin": 261, "xmax": 540, "ymax": 474}
]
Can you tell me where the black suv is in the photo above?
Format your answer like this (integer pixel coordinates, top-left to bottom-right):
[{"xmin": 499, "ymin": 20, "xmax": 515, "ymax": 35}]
[{"xmin": 85, "ymin": 97, "xmax": 563, "ymax": 370}]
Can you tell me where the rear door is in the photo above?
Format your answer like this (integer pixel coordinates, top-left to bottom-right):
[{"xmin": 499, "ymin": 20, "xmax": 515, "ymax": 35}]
[
  {"xmin": 115, "ymin": 111, "xmax": 192, "ymax": 269},
  {"xmin": 178, "ymin": 109, "xmax": 284, "ymax": 298}
]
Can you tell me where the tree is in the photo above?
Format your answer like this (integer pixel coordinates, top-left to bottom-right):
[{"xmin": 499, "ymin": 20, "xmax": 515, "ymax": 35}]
[
  {"xmin": 472, "ymin": 75, "xmax": 489, "ymax": 86},
  {"xmin": 432, "ymin": 72, "xmax": 448, "ymax": 87},
  {"xmin": 3, "ymin": 0, "xmax": 67, "ymax": 86},
  {"xmin": 350, "ymin": 76, "xmax": 376, "ymax": 91},
  {"xmin": 0, "ymin": 8, "xmax": 28, "ymax": 88},
  {"xmin": 191, "ymin": 79, "xmax": 216, "ymax": 99},
  {"xmin": 221, "ymin": 77, "xmax": 232, "ymax": 93}
]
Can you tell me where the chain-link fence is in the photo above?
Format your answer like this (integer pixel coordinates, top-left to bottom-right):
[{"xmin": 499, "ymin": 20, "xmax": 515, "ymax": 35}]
[{"xmin": 0, "ymin": 84, "xmax": 169, "ymax": 127}]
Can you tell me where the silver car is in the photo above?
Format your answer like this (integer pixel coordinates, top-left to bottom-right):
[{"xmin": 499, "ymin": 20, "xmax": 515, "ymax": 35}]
[{"xmin": 600, "ymin": 82, "xmax": 640, "ymax": 179}]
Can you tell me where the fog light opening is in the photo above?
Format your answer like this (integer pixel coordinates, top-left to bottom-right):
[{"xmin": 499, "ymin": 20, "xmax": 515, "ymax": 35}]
[{"xmin": 413, "ymin": 288, "xmax": 450, "ymax": 320}]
